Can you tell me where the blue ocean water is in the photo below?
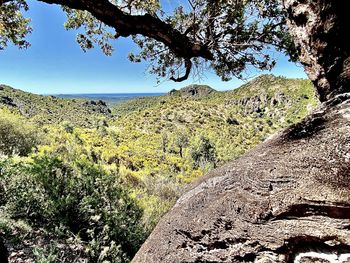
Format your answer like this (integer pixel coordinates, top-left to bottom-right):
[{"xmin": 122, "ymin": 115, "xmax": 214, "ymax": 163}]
[{"xmin": 56, "ymin": 93, "xmax": 165, "ymax": 105}]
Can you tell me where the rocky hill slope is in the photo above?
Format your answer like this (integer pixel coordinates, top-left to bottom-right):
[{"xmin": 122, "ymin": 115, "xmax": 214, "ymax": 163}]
[
  {"xmin": 0, "ymin": 85, "xmax": 111, "ymax": 126},
  {"xmin": 0, "ymin": 75, "xmax": 320, "ymax": 263},
  {"xmin": 132, "ymin": 93, "xmax": 350, "ymax": 263},
  {"xmin": 113, "ymin": 75, "xmax": 318, "ymax": 164}
]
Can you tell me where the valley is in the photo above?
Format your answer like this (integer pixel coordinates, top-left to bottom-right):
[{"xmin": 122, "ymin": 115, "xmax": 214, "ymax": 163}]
[{"xmin": 0, "ymin": 75, "xmax": 318, "ymax": 262}]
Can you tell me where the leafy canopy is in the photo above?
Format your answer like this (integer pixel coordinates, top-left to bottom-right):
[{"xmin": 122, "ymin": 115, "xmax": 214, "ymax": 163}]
[
  {"xmin": 0, "ymin": 0, "xmax": 31, "ymax": 50},
  {"xmin": 0, "ymin": 0, "xmax": 297, "ymax": 82}
]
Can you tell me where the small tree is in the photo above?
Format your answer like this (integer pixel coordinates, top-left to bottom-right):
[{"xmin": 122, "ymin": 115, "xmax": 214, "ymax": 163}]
[
  {"xmin": 175, "ymin": 131, "xmax": 189, "ymax": 158},
  {"xmin": 190, "ymin": 135, "xmax": 217, "ymax": 169},
  {"xmin": 161, "ymin": 132, "xmax": 168, "ymax": 153}
]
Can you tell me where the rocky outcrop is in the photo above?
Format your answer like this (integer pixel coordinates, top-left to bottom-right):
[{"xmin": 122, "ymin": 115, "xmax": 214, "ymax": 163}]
[
  {"xmin": 0, "ymin": 96, "xmax": 16, "ymax": 107},
  {"xmin": 236, "ymin": 95, "xmax": 267, "ymax": 114},
  {"xmin": 132, "ymin": 93, "xmax": 350, "ymax": 263},
  {"xmin": 235, "ymin": 92, "xmax": 292, "ymax": 115},
  {"xmin": 168, "ymin": 85, "xmax": 216, "ymax": 98},
  {"xmin": 283, "ymin": 0, "xmax": 350, "ymax": 101},
  {"xmin": 83, "ymin": 100, "xmax": 112, "ymax": 114}
]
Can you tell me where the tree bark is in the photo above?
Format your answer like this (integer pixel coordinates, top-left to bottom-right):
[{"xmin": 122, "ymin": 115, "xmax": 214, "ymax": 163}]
[{"xmin": 283, "ymin": 0, "xmax": 350, "ymax": 102}]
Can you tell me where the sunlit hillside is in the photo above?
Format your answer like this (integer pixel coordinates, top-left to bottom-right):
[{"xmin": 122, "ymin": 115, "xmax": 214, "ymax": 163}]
[{"xmin": 0, "ymin": 75, "xmax": 318, "ymax": 262}]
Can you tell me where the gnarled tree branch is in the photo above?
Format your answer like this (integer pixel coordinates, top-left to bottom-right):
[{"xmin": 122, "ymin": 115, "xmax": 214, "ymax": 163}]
[
  {"xmin": 36, "ymin": 0, "xmax": 214, "ymax": 64},
  {"xmin": 170, "ymin": 59, "xmax": 192, "ymax": 82}
]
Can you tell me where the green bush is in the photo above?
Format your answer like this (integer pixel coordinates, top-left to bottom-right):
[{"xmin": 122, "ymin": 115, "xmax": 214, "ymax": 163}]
[
  {"xmin": 0, "ymin": 153, "xmax": 146, "ymax": 262},
  {"xmin": 0, "ymin": 110, "xmax": 40, "ymax": 156}
]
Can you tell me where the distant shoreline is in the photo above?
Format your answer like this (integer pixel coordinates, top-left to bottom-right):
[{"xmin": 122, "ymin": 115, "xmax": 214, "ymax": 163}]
[{"xmin": 54, "ymin": 93, "xmax": 165, "ymax": 96}]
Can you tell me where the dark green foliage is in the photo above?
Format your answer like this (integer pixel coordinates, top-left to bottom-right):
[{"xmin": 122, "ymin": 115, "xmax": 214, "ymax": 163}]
[
  {"xmin": 191, "ymin": 136, "xmax": 217, "ymax": 169},
  {"xmin": 0, "ymin": 0, "xmax": 32, "ymax": 50},
  {"xmin": 128, "ymin": 0, "xmax": 297, "ymax": 82}
]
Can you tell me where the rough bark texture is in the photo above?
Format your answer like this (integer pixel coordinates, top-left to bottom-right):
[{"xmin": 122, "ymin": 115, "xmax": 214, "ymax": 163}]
[
  {"xmin": 283, "ymin": 0, "xmax": 350, "ymax": 102},
  {"xmin": 132, "ymin": 93, "xmax": 350, "ymax": 263}
]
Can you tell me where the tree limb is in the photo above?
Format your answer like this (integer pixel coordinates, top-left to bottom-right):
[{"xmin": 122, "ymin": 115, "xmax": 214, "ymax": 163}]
[
  {"xmin": 34, "ymin": 0, "xmax": 214, "ymax": 63},
  {"xmin": 170, "ymin": 59, "xmax": 192, "ymax": 82}
]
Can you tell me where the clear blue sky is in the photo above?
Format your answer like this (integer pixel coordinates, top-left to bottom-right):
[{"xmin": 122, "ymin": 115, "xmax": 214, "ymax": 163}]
[{"xmin": 0, "ymin": 0, "xmax": 307, "ymax": 94}]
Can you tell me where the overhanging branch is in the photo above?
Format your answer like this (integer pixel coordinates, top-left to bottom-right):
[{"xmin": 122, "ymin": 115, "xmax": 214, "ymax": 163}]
[
  {"xmin": 170, "ymin": 59, "xmax": 192, "ymax": 82},
  {"xmin": 35, "ymin": 0, "xmax": 213, "ymax": 63}
]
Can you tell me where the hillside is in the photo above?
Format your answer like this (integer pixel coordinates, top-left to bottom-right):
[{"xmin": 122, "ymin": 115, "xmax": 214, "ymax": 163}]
[
  {"xmin": 0, "ymin": 75, "xmax": 319, "ymax": 262},
  {"xmin": 112, "ymin": 75, "xmax": 318, "ymax": 163},
  {"xmin": 132, "ymin": 89, "xmax": 350, "ymax": 263},
  {"xmin": 0, "ymin": 85, "xmax": 111, "ymax": 126}
]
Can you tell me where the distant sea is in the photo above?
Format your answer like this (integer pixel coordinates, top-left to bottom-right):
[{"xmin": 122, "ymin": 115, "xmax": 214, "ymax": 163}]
[{"xmin": 56, "ymin": 93, "xmax": 165, "ymax": 106}]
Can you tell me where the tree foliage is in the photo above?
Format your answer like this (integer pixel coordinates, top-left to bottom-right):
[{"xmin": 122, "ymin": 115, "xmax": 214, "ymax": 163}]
[
  {"xmin": 0, "ymin": 0, "xmax": 31, "ymax": 50},
  {"xmin": 129, "ymin": 0, "xmax": 297, "ymax": 82},
  {"xmin": 191, "ymin": 135, "xmax": 217, "ymax": 169},
  {"xmin": 0, "ymin": 0, "xmax": 297, "ymax": 82}
]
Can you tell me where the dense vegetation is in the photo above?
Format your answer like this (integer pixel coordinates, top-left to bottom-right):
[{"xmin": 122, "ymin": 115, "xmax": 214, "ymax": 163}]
[{"xmin": 0, "ymin": 75, "xmax": 318, "ymax": 262}]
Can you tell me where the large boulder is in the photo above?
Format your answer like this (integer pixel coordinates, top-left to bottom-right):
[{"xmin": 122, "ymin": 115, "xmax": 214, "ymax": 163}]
[{"xmin": 132, "ymin": 94, "xmax": 350, "ymax": 263}]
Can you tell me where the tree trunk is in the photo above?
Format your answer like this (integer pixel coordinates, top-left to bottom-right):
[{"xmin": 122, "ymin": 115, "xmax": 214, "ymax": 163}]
[{"xmin": 283, "ymin": 0, "xmax": 350, "ymax": 102}]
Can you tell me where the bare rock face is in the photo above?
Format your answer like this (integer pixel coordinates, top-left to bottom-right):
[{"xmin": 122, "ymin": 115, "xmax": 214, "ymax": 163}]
[
  {"xmin": 283, "ymin": 0, "xmax": 350, "ymax": 101},
  {"xmin": 132, "ymin": 94, "xmax": 350, "ymax": 263}
]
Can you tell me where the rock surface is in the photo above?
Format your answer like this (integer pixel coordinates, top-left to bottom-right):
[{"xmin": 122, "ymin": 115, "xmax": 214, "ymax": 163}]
[{"xmin": 132, "ymin": 94, "xmax": 350, "ymax": 263}]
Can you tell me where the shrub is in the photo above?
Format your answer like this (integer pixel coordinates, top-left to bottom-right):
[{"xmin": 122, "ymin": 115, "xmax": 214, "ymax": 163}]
[
  {"xmin": 1, "ymin": 153, "xmax": 146, "ymax": 262},
  {"xmin": 190, "ymin": 135, "xmax": 217, "ymax": 169},
  {"xmin": 0, "ymin": 110, "xmax": 40, "ymax": 156}
]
